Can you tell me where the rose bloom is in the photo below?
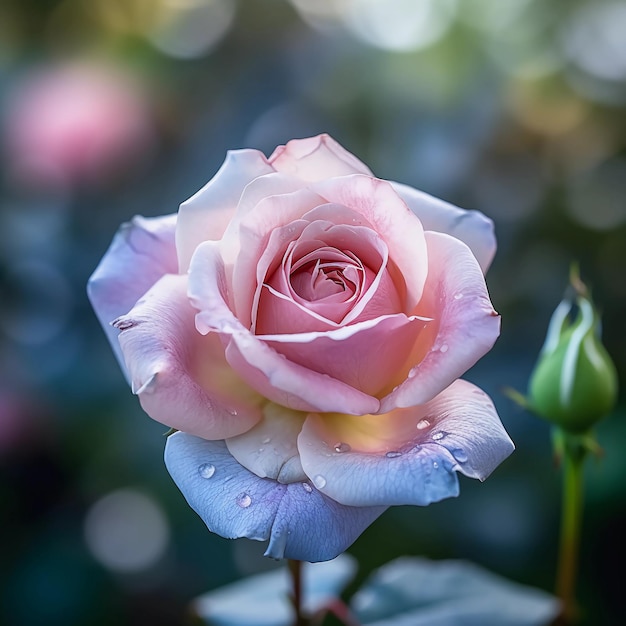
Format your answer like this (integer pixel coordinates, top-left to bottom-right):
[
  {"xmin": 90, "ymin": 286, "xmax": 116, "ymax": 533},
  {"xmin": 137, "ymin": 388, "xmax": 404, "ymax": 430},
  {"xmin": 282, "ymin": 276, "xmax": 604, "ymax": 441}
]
[{"xmin": 89, "ymin": 135, "xmax": 513, "ymax": 562}]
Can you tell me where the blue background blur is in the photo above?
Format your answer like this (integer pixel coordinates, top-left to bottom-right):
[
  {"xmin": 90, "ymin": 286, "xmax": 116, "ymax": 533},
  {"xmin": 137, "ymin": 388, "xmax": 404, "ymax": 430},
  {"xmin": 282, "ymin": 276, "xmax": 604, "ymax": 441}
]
[{"xmin": 1, "ymin": 1, "xmax": 625, "ymax": 624}]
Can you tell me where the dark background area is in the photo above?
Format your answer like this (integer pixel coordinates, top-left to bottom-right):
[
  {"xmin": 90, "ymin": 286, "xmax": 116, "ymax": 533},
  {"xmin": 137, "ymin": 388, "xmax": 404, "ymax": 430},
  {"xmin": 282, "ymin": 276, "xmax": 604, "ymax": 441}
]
[{"xmin": 1, "ymin": 1, "xmax": 625, "ymax": 624}]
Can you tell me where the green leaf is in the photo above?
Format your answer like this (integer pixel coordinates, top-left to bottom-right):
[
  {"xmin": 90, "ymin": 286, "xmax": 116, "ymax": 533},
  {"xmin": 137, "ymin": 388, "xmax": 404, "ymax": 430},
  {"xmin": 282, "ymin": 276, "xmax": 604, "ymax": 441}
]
[
  {"xmin": 192, "ymin": 554, "xmax": 356, "ymax": 626},
  {"xmin": 352, "ymin": 557, "xmax": 560, "ymax": 625}
]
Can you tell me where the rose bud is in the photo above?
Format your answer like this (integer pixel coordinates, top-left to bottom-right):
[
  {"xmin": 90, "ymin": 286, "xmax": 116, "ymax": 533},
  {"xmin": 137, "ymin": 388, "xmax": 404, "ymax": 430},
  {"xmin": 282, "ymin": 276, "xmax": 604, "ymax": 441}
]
[{"xmin": 528, "ymin": 276, "xmax": 618, "ymax": 433}]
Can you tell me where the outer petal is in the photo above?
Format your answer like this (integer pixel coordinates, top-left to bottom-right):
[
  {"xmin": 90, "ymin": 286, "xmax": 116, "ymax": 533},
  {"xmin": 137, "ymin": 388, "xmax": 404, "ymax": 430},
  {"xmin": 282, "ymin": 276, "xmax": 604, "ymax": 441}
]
[
  {"xmin": 189, "ymin": 241, "xmax": 381, "ymax": 415},
  {"xmin": 164, "ymin": 433, "xmax": 386, "ymax": 562},
  {"xmin": 298, "ymin": 380, "xmax": 514, "ymax": 507},
  {"xmin": 392, "ymin": 181, "xmax": 496, "ymax": 273},
  {"xmin": 380, "ymin": 232, "xmax": 500, "ymax": 413},
  {"xmin": 176, "ymin": 149, "xmax": 275, "ymax": 272},
  {"xmin": 311, "ymin": 175, "xmax": 427, "ymax": 310},
  {"xmin": 87, "ymin": 214, "xmax": 178, "ymax": 377},
  {"xmin": 226, "ymin": 403, "xmax": 308, "ymax": 484},
  {"xmin": 269, "ymin": 134, "xmax": 373, "ymax": 181},
  {"xmin": 114, "ymin": 273, "xmax": 262, "ymax": 439}
]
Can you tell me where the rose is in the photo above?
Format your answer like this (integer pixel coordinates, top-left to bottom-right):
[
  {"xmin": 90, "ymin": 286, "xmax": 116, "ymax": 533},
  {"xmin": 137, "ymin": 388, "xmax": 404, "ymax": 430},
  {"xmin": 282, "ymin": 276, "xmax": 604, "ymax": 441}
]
[{"xmin": 89, "ymin": 134, "xmax": 514, "ymax": 562}]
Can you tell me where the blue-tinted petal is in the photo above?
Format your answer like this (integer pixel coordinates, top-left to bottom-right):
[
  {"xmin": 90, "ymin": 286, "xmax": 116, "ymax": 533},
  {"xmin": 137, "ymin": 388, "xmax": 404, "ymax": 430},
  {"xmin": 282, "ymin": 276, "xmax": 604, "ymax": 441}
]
[{"xmin": 164, "ymin": 433, "xmax": 385, "ymax": 562}]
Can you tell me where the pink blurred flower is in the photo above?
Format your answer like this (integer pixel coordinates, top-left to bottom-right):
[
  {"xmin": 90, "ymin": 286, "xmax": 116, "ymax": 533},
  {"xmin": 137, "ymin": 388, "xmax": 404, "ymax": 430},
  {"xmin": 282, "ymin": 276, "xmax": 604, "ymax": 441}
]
[
  {"xmin": 3, "ymin": 62, "xmax": 154, "ymax": 191},
  {"xmin": 89, "ymin": 134, "xmax": 513, "ymax": 561}
]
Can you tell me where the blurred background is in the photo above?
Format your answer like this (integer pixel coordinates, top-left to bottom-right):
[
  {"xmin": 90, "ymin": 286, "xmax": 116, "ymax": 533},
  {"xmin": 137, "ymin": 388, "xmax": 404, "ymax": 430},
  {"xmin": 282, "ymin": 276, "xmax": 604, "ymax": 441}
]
[{"xmin": 1, "ymin": 0, "xmax": 625, "ymax": 624}]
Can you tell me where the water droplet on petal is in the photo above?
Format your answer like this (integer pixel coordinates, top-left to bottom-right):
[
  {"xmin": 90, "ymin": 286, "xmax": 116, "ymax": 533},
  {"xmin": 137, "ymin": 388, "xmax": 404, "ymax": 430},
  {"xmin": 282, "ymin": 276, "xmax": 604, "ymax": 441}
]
[
  {"xmin": 198, "ymin": 463, "xmax": 215, "ymax": 479},
  {"xmin": 385, "ymin": 451, "xmax": 402, "ymax": 458},
  {"xmin": 454, "ymin": 292, "xmax": 464, "ymax": 300},
  {"xmin": 237, "ymin": 493, "xmax": 252, "ymax": 508},
  {"xmin": 432, "ymin": 430, "xmax": 447, "ymax": 441},
  {"xmin": 416, "ymin": 419, "xmax": 430, "ymax": 430},
  {"xmin": 262, "ymin": 437, "xmax": 271, "ymax": 444},
  {"xmin": 452, "ymin": 448, "xmax": 468, "ymax": 463},
  {"xmin": 229, "ymin": 408, "xmax": 239, "ymax": 416},
  {"xmin": 313, "ymin": 475, "xmax": 327, "ymax": 489},
  {"xmin": 302, "ymin": 482, "xmax": 313, "ymax": 493},
  {"xmin": 334, "ymin": 442, "xmax": 351, "ymax": 453},
  {"xmin": 407, "ymin": 369, "xmax": 417, "ymax": 379},
  {"xmin": 433, "ymin": 461, "xmax": 439, "ymax": 469},
  {"xmin": 439, "ymin": 344, "xmax": 449, "ymax": 353}
]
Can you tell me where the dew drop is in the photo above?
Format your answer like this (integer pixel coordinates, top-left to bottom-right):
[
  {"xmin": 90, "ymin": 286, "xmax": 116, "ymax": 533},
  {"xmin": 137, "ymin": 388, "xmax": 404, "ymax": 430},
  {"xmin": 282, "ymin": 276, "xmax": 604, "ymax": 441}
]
[
  {"xmin": 385, "ymin": 451, "xmax": 402, "ymax": 458},
  {"xmin": 228, "ymin": 408, "xmax": 239, "ymax": 416},
  {"xmin": 432, "ymin": 430, "xmax": 447, "ymax": 441},
  {"xmin": 416, "ymin": 419, "xmax": 430, "ymax": 430},
  {"xmin": 262, "ymin": 437, "xmax": 271, "ymax": 444},
  {"xmin": 334, "ymin": 442, "xmax": 351, "ymax": 453},
  {"xmin": 313, "ymin": 475, "xmax": 327, "ymax": 489},
  {"xmin": 433, "ymin": 461, "xmax": 439, "ymax": 469},
  {"xmin": 439, "ymin": 344, "xmax": 449, "ymax": 353},
  {"xmin": 452, "ymin": 448, "xmax": 468, "ymax": 463},
  {"xmin": 407, "ymin": 369, "xmax": 417, "ymax": 379},
  {"xmin": 198, "ymin": 463, "xmax": 215, "ymax": 479},
  {"xmin": 237, "ymin": 493, "xmax": 252, "ymax": 508},
  {"xmin": 454, "ymin": 292, "xmax": 464, "ymax": 300},
  {"xmin": 302, "ymin": 482, "xmax": 313, "ymax": 493}
]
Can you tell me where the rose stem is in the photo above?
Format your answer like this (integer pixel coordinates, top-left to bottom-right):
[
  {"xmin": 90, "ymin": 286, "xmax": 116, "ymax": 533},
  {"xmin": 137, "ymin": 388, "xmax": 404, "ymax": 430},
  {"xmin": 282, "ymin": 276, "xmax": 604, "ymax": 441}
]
[
  {"xmin": 288, "ymin": 559, "xmax": 308, "ymax": 626},
  {"xmin": 554, "ymin": 432, "xmax": 586, "ymax": 625}
]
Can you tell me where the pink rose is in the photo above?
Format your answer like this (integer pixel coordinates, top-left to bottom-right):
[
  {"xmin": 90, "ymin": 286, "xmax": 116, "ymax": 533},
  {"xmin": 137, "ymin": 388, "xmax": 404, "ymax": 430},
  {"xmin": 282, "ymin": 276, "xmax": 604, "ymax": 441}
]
[{"xmin": 89, "ymin": 134, "xmax": 513, "ymax": 561}]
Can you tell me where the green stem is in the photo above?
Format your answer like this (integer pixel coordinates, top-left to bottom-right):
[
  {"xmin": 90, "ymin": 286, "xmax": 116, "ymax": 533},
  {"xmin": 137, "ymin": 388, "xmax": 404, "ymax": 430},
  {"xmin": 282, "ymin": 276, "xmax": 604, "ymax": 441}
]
[
  {"xmin": 555, "ymin": 433, "xmax": 586, "ymax": 624},
  {"xmin": 288, "ymin": 559, "xmax": 308, "ymax": 626}
]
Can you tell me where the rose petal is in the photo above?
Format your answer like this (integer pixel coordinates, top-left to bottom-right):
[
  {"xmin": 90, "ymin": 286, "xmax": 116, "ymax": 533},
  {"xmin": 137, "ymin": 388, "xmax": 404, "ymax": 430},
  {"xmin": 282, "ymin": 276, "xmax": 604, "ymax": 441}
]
[
  {"xmin": 114, "ymin": 273, "xmax": 262, "ymax": 439},
  {"xmin": 252, "ymin": 203, "xmax": 392, "ymax": 334},
  {"xmin": 231, "ymin": 187, "xmax": 327, "ymax": 327},
  {"xmin": 380, "ymin": 231, "xmax": 500, "ymax": 413},
  {"xmin": 219, "ymin": 171, "xmax": 312, "ymax": 276},
  {"xmin": 298, "ymin": 379, "xmax": 514, "ymax": 507},
  {"xmin": 256, "ymin": 217, "xmax": 400, "ymax": 333},
  {"xmin": 311, "ymin": 175, "xmax": 427, "ymax": 310},
  {"xmin": 189, "ymin": 240, "xmax": 381, "ymax": 415},
  {"xmin": 392, "ymin": 181, "xmax": 496, "ymax": 273},
  {"xmin": 225, "ymin": 403, "xmax": 307, "ymax": 484},
  {"xmin": 269, "ymin": 134, "xmax": 373, "ymax": 181},
  {"xmin": 164, "ymin": 433, "xmax": 386, "ymax": 562},
  {"xmin": 176, "ymin": 149, "xmax": 275, "ymax": 272},
  {"xmin": 87, "ymin": 214, "xmax": 178, "ymax": 378},
  {"xmin": 261, "ymin": 314, "xmax": 428, "ymax": 397}
]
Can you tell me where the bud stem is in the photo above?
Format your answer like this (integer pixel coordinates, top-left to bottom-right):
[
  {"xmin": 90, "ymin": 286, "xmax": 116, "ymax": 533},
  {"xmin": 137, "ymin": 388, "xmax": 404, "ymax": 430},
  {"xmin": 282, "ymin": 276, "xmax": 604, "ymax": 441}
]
[{"xmin": 555, "ymin": 431, "xmax": 586, "ymax": 624}]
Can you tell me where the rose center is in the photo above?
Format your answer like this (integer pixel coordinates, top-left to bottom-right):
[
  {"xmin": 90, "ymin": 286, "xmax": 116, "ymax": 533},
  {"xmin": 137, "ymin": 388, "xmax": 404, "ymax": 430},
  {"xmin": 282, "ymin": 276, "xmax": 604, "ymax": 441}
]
[{"xmin": 290, "ymin": 254, "xmax": 362, "ymax": 303}]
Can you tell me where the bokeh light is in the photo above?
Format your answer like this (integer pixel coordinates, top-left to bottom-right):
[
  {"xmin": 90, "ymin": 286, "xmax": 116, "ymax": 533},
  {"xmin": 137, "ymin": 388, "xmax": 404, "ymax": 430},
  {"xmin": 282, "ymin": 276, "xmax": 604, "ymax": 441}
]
[{"xmin": 84, "ymin": 489, "xmax": 171, "ymax": 574}]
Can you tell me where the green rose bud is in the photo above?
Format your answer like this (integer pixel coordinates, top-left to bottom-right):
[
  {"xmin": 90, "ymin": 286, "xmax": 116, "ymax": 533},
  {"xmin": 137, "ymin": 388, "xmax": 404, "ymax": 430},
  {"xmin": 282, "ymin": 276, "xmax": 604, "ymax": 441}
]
[{"xmin": 528, "ymin": 278, "xmax": 617, "ymax": 433}]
